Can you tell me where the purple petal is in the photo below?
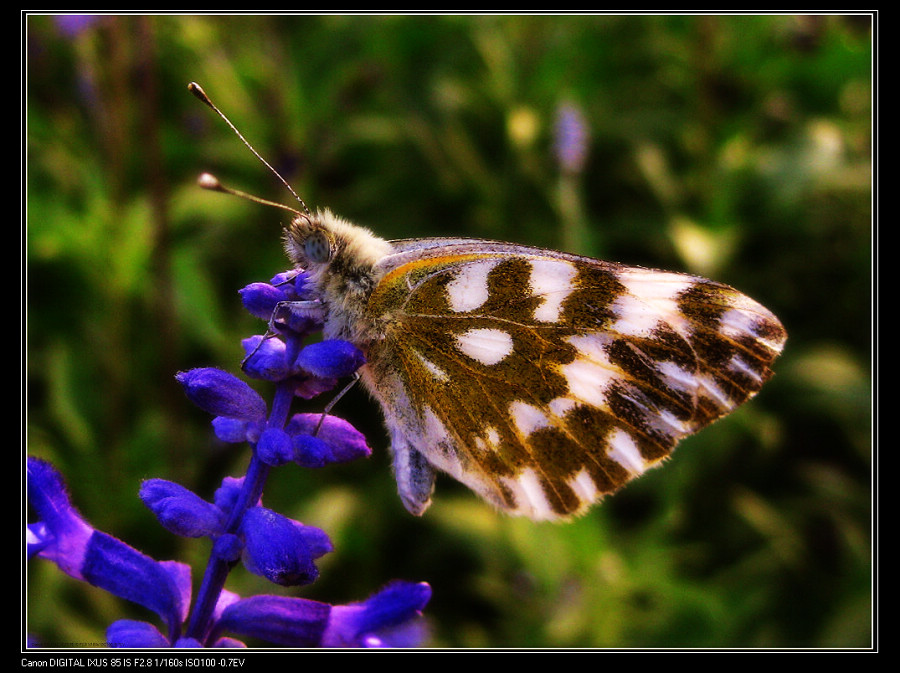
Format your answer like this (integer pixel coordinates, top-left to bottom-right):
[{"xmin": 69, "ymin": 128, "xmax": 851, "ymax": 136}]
[
  {"xmin": 291, "ymin": 375, "xmax": 338, "ymax": 400},
  {"xmin": 160, "ymin": 560, "xmax": 193, "ymax": 625},
  {"xmin": 269, "ymin": 269, "xmax": 309, "ymax": 297},
  {"xmin": 241, "ymin": 276, "xmax": 322, "ymax": 335},
  {"xmin": 140, "ymin": 480, "xmax": 225, "ymax": 538},
  {"xmin": 176, "ymin": 368, "xmax": 267, "ymax": 422},
  {"xmin": 295, "ymin": 524, "xmax": 334, "ymax": 559},
  {"xmin": 240, "ymin": 507, "xmax": 331, "ymax": 587},
  {"xmin": 212, "ymin": 416, "xmax": 258, "ymax": 443},
  {"xmin": 213, "ymin": 477, "xmax": 249, "ymax": 517},
  {"xmin": 295, "ymin": 340, "xmax": 365, "ymax": 379},
  {"xmin": 241, "ymin": 336, "xmax": 292, "ymax": 382},
  {"xmin": 239, "ymin": 282, "xmax": 287, "ymax": 321},
  {"xmin": 27, "ymin": 458, "xmax": 192, "ymax": 629},
  {"xmin": 323, "ymin": 581, "xmax": 432, "ymax": 648},
  {"xmin": 286, "ymin": 414, "xmax": 372, "ymax": 464},
  {"xmin": 256, "ymin": 427, "xmax": 293, "ymax": 466},
  {"xmin": 81, "ymin": 532, "xmax": 191, "ymax": 629},
  {"xmin": 26, "ymin": 522, "xmax": 52, "ymax": 559},
  {"xmin": 269, "ymin": 271, "xmax": 298, "ymax": 287},
  {"xmin": 291, "ymin": 434, "xmax": 333, "ymax": 468},
  {"xmin": 26, "ymin": 458, "xmax": 94, "ymax": 579},
  {"xmin": 212, "ymin": 589, "xmax": 242, "ymax": 624},
  {"xmin": 107, "ymin": 620, "xmax": 170, "ymax": 648},
  {"xmin": 213, "ymin": 594, "xmax": 331, "ymax": 647},
  {"xmin": 554, "ymin": 101, "xmax": 590, "ymax": 174},
  {"xmin": 212, "ymin": 534, "xmax": 244, "ymax": 563}
]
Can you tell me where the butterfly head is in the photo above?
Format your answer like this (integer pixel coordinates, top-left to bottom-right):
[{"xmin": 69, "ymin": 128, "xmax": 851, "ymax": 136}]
[
  {"xmin": 284, "ymin": 209, "xmax": 393, "ymax": 276},
  {"xmin": 283, "ymin": 209, "xmax": 394, "ymax": 344},
  {"xmin": 283, "ymin": 211, "xmax": 337, "ymax": 270}
]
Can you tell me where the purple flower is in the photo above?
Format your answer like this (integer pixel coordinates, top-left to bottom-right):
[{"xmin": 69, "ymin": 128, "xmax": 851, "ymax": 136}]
[
  {"xmin": 26, "ymin": 458, "xmax": 92, "ymax": 572},
  {"xmin": 239, "ymin": 282, "xmax": 291, "ymax": 321},
  {"xmin": 28, "ymin": 457, "xmax": 429, "ymax": 648},
  {"xmin": 241, "ymin": 333, "xmax": 365, "ymax": 385},
  {"xmin": 323, "ymin": 581, "xmax": 433, "ymax": 648},
  {"xmin": 140, "ymin": 479, "xmax": 227, "ymax": 538},
  {"xmin": 212, "ymin": 476, "xmax": 250, "ymax": 516},
  {"xmin": 295, "ymin": 340, "xmax": 367, "ymax": 379},
  {"xmin": 287, "ymin": 413, "xmax": 372, "ymax": 466},
  {"xmin": 54, "ymin": 15, "xmax": 102, "ymax": 38},
  {"xmin": 241, "ymin": 335, "xmax": 292, "ymax": 381},
  {"xmin": 107, "ymin": 620, "xmax": 172, "ymax": 648},
  {"xmin": 176, "ymin": 368, "xmax": 267, "ymax": 422},
  {"xmin": 210, "ymin": 581, "xmax": 431, "ymax": 648},
  {"xmin": 256, "ymin": 427, "xmax": 294, "ymax": 466},
  {"xmin": 28, "ymin": 268, "xmax": 429, "ymax": 648},
  {"xmin": 239, "ymin": 507, "xmax": 332, "ymax": 586},
  {"xmin": 239, "ymin": 270, "xmax": 323, "ymax": 335},
  {"xmin": 27, "ymin": 458, "xmax": 191, "ymax": 638},
  {"xmin": 211, "ymin": 416, "xmax": 261, "ymax": 444},
  {"xmin": 554, "ymin": 101, "xmax": 590, "ymax": 174}
]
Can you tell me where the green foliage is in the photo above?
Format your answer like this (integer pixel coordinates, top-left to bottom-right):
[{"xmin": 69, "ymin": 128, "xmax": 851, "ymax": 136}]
[{"xmin": 26, "ymin": 14, "xmax": 872, "ymax": 649}]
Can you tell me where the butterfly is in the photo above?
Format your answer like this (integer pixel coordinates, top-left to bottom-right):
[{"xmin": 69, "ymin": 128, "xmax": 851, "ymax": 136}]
[{"xmin": 191, "ymin": 83, "xmax": 787, "ymax": 521}]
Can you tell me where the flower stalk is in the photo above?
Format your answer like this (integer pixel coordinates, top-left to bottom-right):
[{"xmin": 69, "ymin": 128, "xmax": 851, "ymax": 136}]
[{"xmin": 27, "ymin": 271, "xmax": 431, "ymax": 648}]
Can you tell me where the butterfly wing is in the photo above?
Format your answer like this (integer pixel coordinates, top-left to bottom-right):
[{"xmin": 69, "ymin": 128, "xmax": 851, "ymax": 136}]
[{"xmin": 360, "ymin": 241, "xmax": 787, "ymax": 520}]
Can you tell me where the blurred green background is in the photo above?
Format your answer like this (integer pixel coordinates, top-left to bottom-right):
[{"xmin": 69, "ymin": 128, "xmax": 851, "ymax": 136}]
[{"xmin": 25, "ymin": 14, "xmax": 872, "ymax": 649}]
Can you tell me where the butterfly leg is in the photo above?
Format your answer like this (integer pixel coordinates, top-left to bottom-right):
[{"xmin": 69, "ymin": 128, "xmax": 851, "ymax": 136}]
[
  {"xmin": 389, "ymin": 431, "xmax": 437, "ymax": 516},
  {"xmin": 312, "ymin": 373, "xmax": 360, "ymax": 436},
  {"xmin": 241, "ymin": 298, "xmax": 327, "ymax": 370},
  {"xmin": 271, "ymin": 298, "xmax": 327, "ymax": 335}
]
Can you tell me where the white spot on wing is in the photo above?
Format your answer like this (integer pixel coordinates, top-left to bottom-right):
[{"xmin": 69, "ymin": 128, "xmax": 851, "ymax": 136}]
[
  {"xmin": 718, "ymin": 307, "xmax": 759, "ymax": 340},
  {"xmin": 607, "ymin": 428, "xmax": 646, "ymax": 475},
  {"xmin": 612, "ymin": 271, "xmax": 693, "ymax": 337},
  {"xmin": 656, "ymin": 360, "xmax": 697, "ymax": 393},
  {"xmin": 566, "ymin": 332, "xmax": 613, "ymax": 362},
  {"xmin": 656, "ymin": 410, "xmax": 688, "ymax": 436},
  {"xmin": 697, "ymin": 375, "xmax": 732, "ymax": 410},
  {"xmin": 455, "ymin": 328, "xmax": 514, "ymax": 365},
  {"xmin": 728, "ymin": 354, "xmax": 762, "ymax": 383},
  {"xmin": 559, "ymin": 357, "xmax": 615, "ymax": 408},
  {"xmin": 445, "ymin": 259, "xmax": 497, "ymax": 312},
  {"xmin": 549, "ymin": 396, "xmax": 577, "ymax": 418},
  {"xmin": 530, "ymin": 259, "xmax": 577, "ymax": 322},
  {"xmin": 509, "ymin": 401, "xmax": 550, "ymax": 437},
  {"xmin": 610, "ymin": 293, "xmax": 659, "ymax": 337},
  {"xmin": 513, "ymin": 468, "xmax": 555, "ymax": 520},
  {"xmin": 414, "ymin": 350, "xmax": 450, "ymax": 382},
  {"xmin": 568, "ymin": 469, "xmax": 599, "ymax": 505}
]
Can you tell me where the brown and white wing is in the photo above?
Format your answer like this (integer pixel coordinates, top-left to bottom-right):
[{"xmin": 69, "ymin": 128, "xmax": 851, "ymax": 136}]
[{"xmin": 360, "ymin": 245, "xmax": 786, "ymax": 520}]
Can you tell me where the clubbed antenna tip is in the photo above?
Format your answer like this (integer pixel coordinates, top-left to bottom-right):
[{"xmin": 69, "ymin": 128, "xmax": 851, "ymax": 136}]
[{"xmin": 188, "ymin": 82, "xmax": 310, "ymax": 217}]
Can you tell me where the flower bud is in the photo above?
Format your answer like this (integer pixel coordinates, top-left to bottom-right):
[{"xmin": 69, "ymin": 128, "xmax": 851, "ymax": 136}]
[{"xmin": 176, "ymin": 368, "xmax": 267, "ymax": 422}]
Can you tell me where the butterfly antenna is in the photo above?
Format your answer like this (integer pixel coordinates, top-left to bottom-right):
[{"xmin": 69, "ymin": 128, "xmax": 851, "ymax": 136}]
[
  {"xmin": 189, "ymin": 82, "xmax": 311, "ymax": 217},
  {"xmin": 196, "ymin": 172, "xmax": 303, "ymax": 216}
]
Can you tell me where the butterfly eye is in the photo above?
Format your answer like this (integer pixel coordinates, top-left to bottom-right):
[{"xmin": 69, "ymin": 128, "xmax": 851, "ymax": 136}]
[{"xmin": 304, "ymin": 232, "xmax": 332, "ymax": 263}]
